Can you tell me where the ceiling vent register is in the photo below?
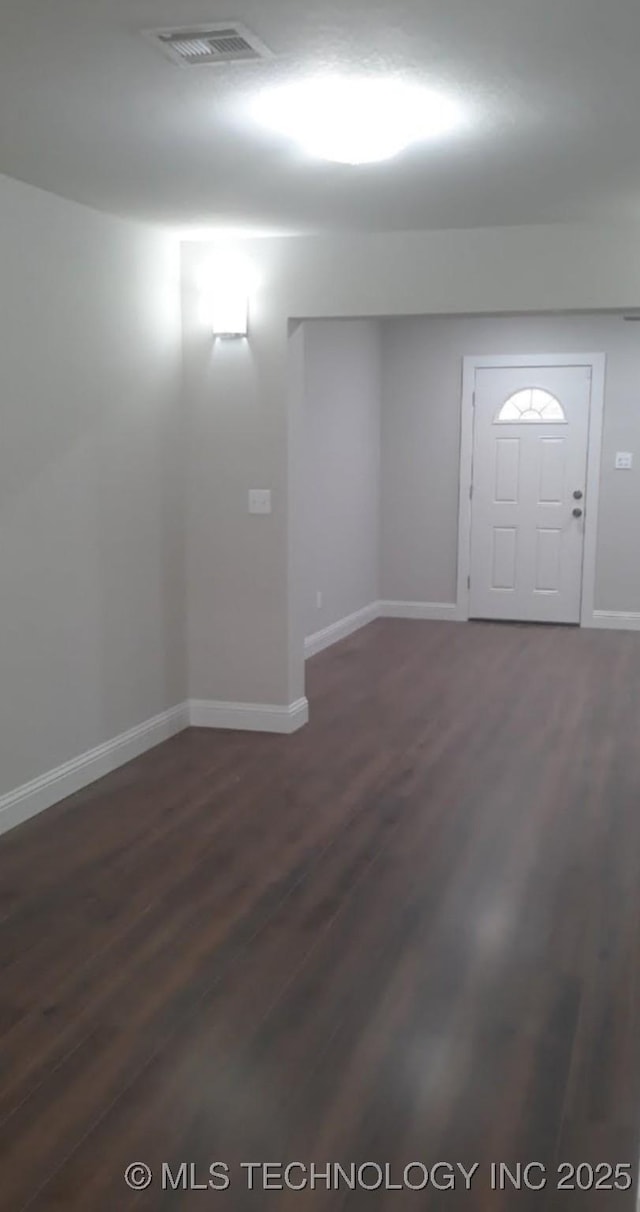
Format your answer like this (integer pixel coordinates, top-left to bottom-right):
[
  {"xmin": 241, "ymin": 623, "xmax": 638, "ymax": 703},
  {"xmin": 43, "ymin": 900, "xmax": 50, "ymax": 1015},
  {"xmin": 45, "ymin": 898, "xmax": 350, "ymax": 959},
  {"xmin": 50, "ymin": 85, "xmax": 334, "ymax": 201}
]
[{"xmin": 144, "ymin": 23, "xmax": 272, "ymax": 66}]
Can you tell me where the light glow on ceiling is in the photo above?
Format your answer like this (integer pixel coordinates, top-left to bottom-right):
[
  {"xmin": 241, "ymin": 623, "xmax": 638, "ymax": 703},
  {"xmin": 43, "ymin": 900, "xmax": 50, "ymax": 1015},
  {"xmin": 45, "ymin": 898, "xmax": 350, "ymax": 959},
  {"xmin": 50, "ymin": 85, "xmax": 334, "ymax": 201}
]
[{"xmin": 254, "ymin": 76, "xmax": 466, "ymax": 165}]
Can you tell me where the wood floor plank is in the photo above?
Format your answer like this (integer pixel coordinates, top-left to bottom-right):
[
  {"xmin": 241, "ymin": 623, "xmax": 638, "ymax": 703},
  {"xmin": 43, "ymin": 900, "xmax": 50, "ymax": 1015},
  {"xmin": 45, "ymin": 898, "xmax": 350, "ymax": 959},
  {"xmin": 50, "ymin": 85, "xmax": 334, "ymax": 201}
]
[{"xmin": 1, "ymin": 620, "xmax": 640, "ymax": 1209}]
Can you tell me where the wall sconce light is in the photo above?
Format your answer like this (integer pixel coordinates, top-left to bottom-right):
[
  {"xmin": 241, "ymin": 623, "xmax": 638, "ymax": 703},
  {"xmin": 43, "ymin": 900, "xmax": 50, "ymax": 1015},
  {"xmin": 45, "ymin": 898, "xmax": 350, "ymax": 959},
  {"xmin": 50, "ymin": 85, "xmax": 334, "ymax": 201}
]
[
  {"xmin": 212, "ymin": 292, "xmax": 248, "ymax": 339},
  {"xmin": 201, "ymin": 250, "xmax": 253, "ymax": 339}
]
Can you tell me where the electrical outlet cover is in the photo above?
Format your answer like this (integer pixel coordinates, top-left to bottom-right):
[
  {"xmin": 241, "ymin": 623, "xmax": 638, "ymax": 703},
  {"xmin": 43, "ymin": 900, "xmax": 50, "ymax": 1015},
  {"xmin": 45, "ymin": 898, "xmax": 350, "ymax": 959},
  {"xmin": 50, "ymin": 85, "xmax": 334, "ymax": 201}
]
[{"xmin": 249, "ymin": 489, "xmax": 272, "ymax": 514}]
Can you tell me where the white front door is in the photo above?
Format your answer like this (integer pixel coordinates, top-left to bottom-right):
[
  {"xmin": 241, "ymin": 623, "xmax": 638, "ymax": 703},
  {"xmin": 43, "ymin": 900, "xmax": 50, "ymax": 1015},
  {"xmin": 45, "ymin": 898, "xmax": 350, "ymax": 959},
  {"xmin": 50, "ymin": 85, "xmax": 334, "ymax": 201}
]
[{"xmin": 469, "ymin": 363, "xmax": 592, "ymax": 624}]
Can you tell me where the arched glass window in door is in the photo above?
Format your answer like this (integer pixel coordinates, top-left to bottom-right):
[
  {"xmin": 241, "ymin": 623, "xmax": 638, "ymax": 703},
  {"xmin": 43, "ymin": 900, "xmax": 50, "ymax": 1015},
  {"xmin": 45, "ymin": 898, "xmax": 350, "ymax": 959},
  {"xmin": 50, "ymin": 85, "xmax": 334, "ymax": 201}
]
[{"xmin": 495, "ymin": 388, "xmax": 566, "ymax": 423}]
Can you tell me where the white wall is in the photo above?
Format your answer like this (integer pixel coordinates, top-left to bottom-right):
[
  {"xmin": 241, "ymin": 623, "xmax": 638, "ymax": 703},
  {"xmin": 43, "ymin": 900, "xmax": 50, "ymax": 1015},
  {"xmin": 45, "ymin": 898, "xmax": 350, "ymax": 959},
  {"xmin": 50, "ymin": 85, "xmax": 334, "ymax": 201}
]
[
  {"xmin": 380, "ymin": 313, "xmax": 640, "ymax": 612},
  {"xmin": 4, "ymin": 203, "xmax": 640, "ymax": 815},
  {"xmin": 302, "ymin": 320, "xmax": 380, "ymax": 639},
  {"xmin": 182, "ymin": 225, "xmax": 640, "ymax": 712},
  {"xmin": 0, "ymin": 172, "xmax": 185, "ymax": 804}
]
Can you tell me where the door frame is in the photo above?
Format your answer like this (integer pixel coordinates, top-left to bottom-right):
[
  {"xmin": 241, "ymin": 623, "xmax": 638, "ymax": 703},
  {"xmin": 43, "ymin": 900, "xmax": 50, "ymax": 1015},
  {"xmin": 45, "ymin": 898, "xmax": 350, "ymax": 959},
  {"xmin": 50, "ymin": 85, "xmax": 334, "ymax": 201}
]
[{"xmin": 456, "ymin": 352, "xmax": 606, "ymax": 627}]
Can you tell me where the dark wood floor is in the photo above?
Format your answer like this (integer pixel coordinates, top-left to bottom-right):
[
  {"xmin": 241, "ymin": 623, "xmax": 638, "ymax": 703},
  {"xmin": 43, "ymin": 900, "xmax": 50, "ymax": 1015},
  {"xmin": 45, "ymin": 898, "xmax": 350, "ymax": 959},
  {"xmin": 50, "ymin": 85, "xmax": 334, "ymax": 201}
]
[{"xmin": 2, "ymin": 620, "xmax": 640, "ymax": 1209}]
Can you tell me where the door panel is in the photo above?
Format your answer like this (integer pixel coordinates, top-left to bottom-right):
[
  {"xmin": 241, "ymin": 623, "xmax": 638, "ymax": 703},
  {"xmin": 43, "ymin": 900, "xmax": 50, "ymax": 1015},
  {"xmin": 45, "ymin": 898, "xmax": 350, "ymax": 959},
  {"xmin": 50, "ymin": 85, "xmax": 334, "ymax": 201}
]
[
  {"xmin": 538, "ymin": 439, "xmax": 565, "ymax": 504},
  {"xmin": 469, "ymin": 364, "xmax": 591, "ymax": 624},
  {"xmin": 535, "ymin": 528, "xmax": 561, "ymax": 592},
  {"xmin": 495, "ymin": 439, "xmax": 520, "ymax": 502},
  {"xmin": 492, "ymin": 528, "xmax": 517, "ymax": 590}
]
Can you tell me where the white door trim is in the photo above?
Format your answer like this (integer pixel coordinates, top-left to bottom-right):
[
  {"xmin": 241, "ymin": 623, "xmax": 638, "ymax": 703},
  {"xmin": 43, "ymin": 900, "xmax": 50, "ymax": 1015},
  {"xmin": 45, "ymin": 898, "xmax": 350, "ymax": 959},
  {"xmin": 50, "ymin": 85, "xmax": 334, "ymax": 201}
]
[{"xmin": 456, "ymin": 352, "xmax": 606, "ymax": 626}]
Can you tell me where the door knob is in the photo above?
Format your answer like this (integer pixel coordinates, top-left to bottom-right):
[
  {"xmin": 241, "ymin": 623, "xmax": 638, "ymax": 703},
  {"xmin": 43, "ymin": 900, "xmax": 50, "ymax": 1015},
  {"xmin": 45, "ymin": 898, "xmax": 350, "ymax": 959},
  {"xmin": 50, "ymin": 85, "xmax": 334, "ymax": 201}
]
[
  {"xmin": 573, "ymin": 490, "xmax": 583, "ymax": 500},
  {"xmin": 572, "ymin": 507, "xmax": 583, "ymax": 518}
]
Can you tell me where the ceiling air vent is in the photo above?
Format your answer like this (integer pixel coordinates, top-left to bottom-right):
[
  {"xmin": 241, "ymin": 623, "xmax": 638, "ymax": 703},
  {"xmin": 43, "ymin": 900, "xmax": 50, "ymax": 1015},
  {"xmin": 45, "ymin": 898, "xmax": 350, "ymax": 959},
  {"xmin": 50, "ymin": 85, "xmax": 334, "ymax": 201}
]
[{"xmin": 144, "ymin": 22, "xmax": 272, "ymax": 67}]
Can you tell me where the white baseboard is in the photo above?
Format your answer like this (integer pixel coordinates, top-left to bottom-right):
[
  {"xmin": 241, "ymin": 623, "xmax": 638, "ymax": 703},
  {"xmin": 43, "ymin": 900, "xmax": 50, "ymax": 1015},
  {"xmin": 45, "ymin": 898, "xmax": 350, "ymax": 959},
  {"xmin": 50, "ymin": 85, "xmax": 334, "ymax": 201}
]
[
  {"xmin": 189, "ymin": 697, "xmax": 309, "ymax": 734},
  {"xmin": 590, "ymin": 610, "xmax": 640, "ymax": 631},
  {"xmin": 378, "ymin": 600, "xmax": 458, "ymax": 621},
  {"xmin": 0, "ymin": 599, "xmax": 460, "ymax": 839},
  {"xmin": 0, "ymin": 703, "xmax": 190, "ymax": 838},
  {"xmin": 305, "ymin": 599, "xmax": 459, "ymax": 659},
  {"xmin": 305, "ymin": 602, "xmax": 379, "ymax": 658},
  {"xmin": 0, "ymin": 693, "xmax": 310, "ymax": 838}
]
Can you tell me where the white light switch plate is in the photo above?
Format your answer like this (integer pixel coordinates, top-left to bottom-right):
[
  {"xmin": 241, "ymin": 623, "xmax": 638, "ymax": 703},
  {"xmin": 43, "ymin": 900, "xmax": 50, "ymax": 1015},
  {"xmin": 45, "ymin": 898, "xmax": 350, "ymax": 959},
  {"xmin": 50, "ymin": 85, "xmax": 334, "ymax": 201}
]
[
  {"xmin": 249, "ymin": 489, "xmax": 272, "ymax": 514},
  {"xmin": 615, "ymin": 452, "xmax": 633, "ymax": 470}
]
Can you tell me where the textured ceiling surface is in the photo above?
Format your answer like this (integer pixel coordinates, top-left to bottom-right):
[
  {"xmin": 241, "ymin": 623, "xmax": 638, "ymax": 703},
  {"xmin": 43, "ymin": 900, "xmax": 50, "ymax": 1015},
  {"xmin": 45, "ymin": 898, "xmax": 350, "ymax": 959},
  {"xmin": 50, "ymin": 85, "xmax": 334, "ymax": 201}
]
[{"xmin": 1, "ymin": 0, "xmax": 639, "ymax": 232}]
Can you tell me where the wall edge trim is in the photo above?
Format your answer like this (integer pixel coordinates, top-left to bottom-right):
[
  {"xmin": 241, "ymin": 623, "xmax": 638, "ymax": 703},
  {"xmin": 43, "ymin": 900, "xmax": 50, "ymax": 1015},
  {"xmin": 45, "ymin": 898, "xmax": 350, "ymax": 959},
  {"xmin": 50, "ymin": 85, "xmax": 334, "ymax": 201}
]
[
  {"xmin": 305, "ymin": 602, "xmax": 379, "ymax": 658},
  {"xmin": 0, "ymin": 703, "xmax": 190, "ymax": 837},
  {"xmin": 189, "ymin": 697, "xmax": 309, "ymax": 733},
  {"xmin": 590, "ymin": 610, "xmax": 640, "ymax": 631}
]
